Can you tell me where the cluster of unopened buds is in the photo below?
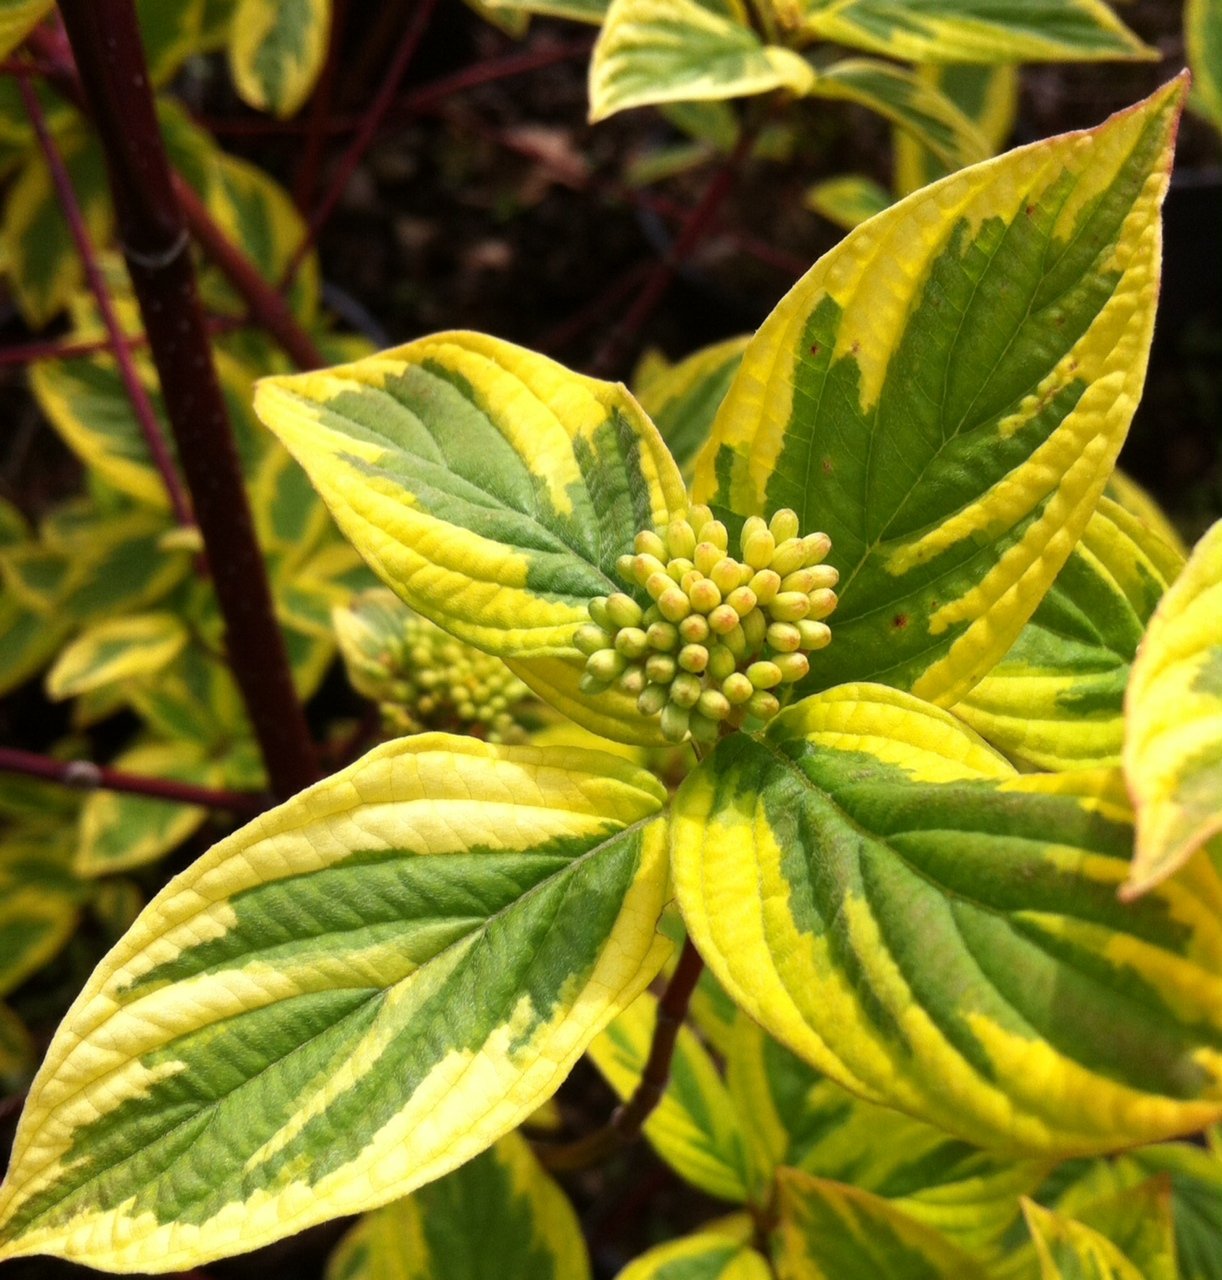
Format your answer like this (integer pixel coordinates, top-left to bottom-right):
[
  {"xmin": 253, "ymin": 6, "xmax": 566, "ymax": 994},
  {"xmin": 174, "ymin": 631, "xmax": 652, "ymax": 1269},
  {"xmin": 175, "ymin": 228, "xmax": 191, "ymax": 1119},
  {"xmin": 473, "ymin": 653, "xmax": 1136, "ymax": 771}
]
[{"xmin": 576, "ymin": 505, "xmax": 837, "ymax": 744}]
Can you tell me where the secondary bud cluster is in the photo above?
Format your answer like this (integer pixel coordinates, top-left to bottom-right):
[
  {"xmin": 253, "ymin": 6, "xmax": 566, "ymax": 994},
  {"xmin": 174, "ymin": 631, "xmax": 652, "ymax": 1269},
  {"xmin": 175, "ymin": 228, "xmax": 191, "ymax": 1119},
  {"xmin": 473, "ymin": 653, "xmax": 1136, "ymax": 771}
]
[
  {"xmin": 335, "ymin": 590, "xmax": 533, "ymax": 743},
  {"xmin": 577, "ymin": 506, "xmax": 837, "ymax": 743}
]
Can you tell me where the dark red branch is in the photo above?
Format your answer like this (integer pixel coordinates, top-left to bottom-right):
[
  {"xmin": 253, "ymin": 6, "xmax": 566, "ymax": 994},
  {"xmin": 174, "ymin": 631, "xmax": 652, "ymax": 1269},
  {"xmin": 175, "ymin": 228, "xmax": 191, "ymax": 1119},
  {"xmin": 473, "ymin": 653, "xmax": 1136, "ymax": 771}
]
[
  {"xmin": 57, "ymin": 0, "xmax": 319, "ymax": 801},
  {"xmin": 293, "ymin": 0, "xmax": 348, "ymax": 210},
  {"xmin": 534, "ymin": 938, "xmax": 705, "ymax": 1171},
  {"xmin": 0, "ymin": 747, "xmax": 266, "ymax": 815},
  {"xmin": 0, "ymin": 314, "xmax": 249, "ymax": 368},
  {"xmin": 280, "ymin": 0, "xmax": 439, "ymax": 289},
  {"xmin": 17, "ymin": 71, "xmax": 194, "ymax": 529}
]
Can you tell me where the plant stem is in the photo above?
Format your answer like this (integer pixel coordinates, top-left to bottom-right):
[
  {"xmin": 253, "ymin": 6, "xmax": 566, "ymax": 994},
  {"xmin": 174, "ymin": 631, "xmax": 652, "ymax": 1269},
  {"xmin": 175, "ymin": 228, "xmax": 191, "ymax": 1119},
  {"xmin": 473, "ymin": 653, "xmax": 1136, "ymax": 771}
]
[
  {"xmin": 293, "ymin": 0, "xmax": 348, "ymax": 210},
  {"xmin": 16, "ymin": 72, "xmax": 195, "ymax": 531},
  {"xmin": 534, "ymin": 938, "xmax": 705, "ymax": 1172},
  {"xmin": 0, "ymin": 747, "xmax": 266, "ymax": 815},
  {"xmin": 280, "ymin": 0, "xmax": 439, "ymax": 290},
  {"xmin": 0, "ymin": 314, "xmax": 249, "ymax": 367},
  {"xmin": 56, "ymin": 0, "xmax": 319, "ymax": 801}
]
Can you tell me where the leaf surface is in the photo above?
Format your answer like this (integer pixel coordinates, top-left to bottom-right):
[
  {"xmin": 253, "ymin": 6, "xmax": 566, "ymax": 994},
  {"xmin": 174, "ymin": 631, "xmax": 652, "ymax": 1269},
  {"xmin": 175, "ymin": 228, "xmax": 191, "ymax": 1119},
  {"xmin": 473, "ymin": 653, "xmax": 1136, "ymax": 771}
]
[
  {"xmin": 671, "ymin": 681, "xmax": 1222, "ymax": 1153},
  {"xmin": 0, "ymin": 736, "xmax": 672, "ymax": 1270},
  {"xmin": 616, "ymin": 1216, "xmax": 769, "ymax": 1279},
  {"xmin": 229, "ymin": 0, "xmax": 330, "ymax": 118}
]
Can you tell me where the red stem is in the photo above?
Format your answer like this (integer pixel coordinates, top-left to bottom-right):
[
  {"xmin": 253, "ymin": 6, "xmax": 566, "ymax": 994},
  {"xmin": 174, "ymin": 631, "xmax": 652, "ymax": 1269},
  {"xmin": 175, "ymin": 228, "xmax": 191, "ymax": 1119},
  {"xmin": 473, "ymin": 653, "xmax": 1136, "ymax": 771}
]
[
  {"xmin": 0, "ymin": 314, "xmax": 249, "ymax": 368},
  {"xmin": 280, "ymin": 0, "xmax": 439, "ymax": 290},
  {"xmin": 0, "ymin": 747, "xmax": 266, "ymax": 815},
  {"xmin": 16, "ymin": 72, "xmax": 195, "ymax": 530},
  {"xmin": 293, "ymin": 0, "xmax": 348, "ymax": 210}
]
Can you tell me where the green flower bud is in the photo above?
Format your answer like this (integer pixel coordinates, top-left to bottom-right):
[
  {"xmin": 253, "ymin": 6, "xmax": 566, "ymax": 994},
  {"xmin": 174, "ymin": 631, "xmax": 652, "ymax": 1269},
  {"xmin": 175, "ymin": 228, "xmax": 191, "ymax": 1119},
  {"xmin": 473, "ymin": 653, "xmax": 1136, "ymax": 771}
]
[
  {"xmin": 707, "ymin": 643, "xmax": 737, "ymax": 681},
  {"xmin": 722, "ymin": 672, "xmax": 754, "ymax": 704},
  {"xmin": 607, "ymin": 592, "xmax": 643, "ymax": 629},
  {"xmin": 687, "ymin": 504, "xmax": 713, "ymax": 533},
  {"xmin": 658, "ymin": 587, "xmax": 692, "ymax": 623},
  {"xmin": 797, "ymin": 619, "xmax": 832, "ymax": 651},
  {"xmin": 770, "ymin": 591, "xmax": 811, "ymax": 622},
  {"xmin": 722, "ymin": 622, "xmax": 748, "ymax": 657},
  {"xmin": 780, "ymin": 568, "xmax": 817, "ymax": 594},
  {"xmin": 740, "ymin": 607, "xmax": 767, "ymax": 651},
  {"xmin": 774, "ymin": 652, "xmax": 810, "ymax": 683},
  {"xmin": 808, "ymin": 564, "xmax": 839, "ymax": 589},
  {"xmin": 707, "ymin": 603, "xmax": 740, "ymax": 635},
  {"xmin": 634, "ymin": 530, "xmax": 667, "ymax": 560},
  {"xmin": 688, "ymin": 578, "xmax": 721, "ymax": 613},
  {"xmin": 808, "ymin": 588, "xmax": 838, "ymax": 620},
  {"xmin": 769, "ymin": 508, "xmax": 800, "ymax": 542},
  {"xmin": 660, "ymin": 702, "xmax": 691, "ymax": 743},
  {"xmin": 587, "ymin": 648, "xmax": 627, "ymax": 681},
  {"xmin": 743, "ymin": 528, "xmax": 776, "ymax": 570},
  {"xmin": 697, "ymin": 689, "xmax": 731, "ymax": 721},
  {"xmin": 575, "ymin": 624, "xmax": 612, "ymax": 655},
  {"xmin": 725, "ymin": 585, "xmax": 757, "ymax": 617},
  {"xmin": 679, "ymin": 569, "xmax": 701, "ymax": 595},
  {"xmin": 741, "ymin": 515, "xmax": 767, "ymax": 544},
  {"xmin": 667, "ymin": 557, "xmax": 695, "ymax": 581},
  {"xmin": 747, "ymin": 660, "xmax": 783, "ymax": 689},
  {"xmin": 710, "ymin": 557, "xmax": 741, "ymax": 595},
  {"xmin": 666, "ymin": 518, "xmax": 697, "ymax": 560},
  {"xmin": 747, "ymin": 690, "xmax": 781, "ymax": 721},
  {"xmin": 645, "ymin": 653, "xmax": 677, "ymax": 684},
  {"xmin": 801, "ymin": 531, "xmax": 832, "ymax": 564},
  {"xmin": 645, "ymin": 571, "xmax": 673, "ymax": 602},
  {"xmin": 698, "ymin": 519, "xmax": 729, "ymax": 551},
  {"xmin": 614, "ymin": 627, "xmax": 649, "ymax": 659},
  {"xmin": 670, "ymin": 671, "xmax": 703, "ymax": 708},
  {"xmin": 689, "ymin": 711, "xmax": 720, "ymax": 744},
  {"xmin": 678, "ymin": 643, "xmax": 709, "ymax": 674},
  {"xmin": 748, "ymin": 569, "xmax": 781, "ymax": 605},
  {"xmin": 619, "ymin": 666, "xmax": 647, "ymax": 695},
  {"xmin": 638, "ymin": 684, "xmax": 669, "ymax": 716},
  {"xmin": 766, "ymin": 621, "xmax": 802, "ymax": 653},
  {"xmin": 588, "ymin": 596, "xmax": 611, "ymax": 628},
  {"xmin": 616, "ymin": 553, "xmax": 637, "ymax": 582},
  {"xmin": 647, "ymin": 620, "xmax": 679, "ymax": 651},
  {"xmin": 635, "ymin": 553, "xmax": 668, "ymax": 586},
  {"xmin": 579, "ymin": 671, "xmax": 611, "ymax": 695},
  {"xmin": 679, "ymin": 613, "xmax": 710, "ymax": 644},
  {"xmin": 694, "ymin": 541, "xmax": 723, "ymax": 575}
]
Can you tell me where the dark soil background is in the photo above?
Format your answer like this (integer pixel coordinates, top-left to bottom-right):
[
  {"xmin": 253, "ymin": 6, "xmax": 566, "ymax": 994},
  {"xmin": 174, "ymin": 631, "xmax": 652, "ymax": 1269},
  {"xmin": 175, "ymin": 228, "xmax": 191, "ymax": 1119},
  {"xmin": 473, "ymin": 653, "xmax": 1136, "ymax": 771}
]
[{"xmin": 1, "ymin": 0, "xmax": 1220, "ymax": 1275}]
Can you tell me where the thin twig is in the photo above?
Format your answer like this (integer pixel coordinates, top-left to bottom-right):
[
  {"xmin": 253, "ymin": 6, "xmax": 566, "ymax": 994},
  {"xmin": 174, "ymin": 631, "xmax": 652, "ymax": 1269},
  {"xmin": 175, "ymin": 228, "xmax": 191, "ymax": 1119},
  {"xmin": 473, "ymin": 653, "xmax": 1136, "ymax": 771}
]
[
  {"xmin": 0, "ymin": 747, "xmax": 267, "ymax": 815},
  {"xmin": 16, "ymin": 72, "xmax": 195, "ymax": 530},
  {"xmin": 0, "ymin": 313, "xmax": 250, "ymax": 368},
  {"xmin": 293, "ymin": 0, "xmax": 348, "ymax": 210},
  {"xmin": 534, "ymin": 938, "xmax": 705, "ymax": 1172},
  {"xmin": 280, "ymin": 0, "xmax": 440, "ymax": 290}
]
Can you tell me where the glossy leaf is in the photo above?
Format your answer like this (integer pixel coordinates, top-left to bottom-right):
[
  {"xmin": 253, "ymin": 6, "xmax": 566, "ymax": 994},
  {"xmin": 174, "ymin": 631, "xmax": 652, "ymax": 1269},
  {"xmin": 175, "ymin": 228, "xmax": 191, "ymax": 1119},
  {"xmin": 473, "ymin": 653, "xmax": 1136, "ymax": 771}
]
[
  {"xmin": 589, "ymin": 0, "xmax": 815, "ymax": 122},
  {"xmin": 671, "ymin": 681, "xmax": 1222, "ymax": 1154},
  {"xmin": 229, "ymin": 0, "xmax": 330, "ymax": 118},
  {"xmin": 726, "ymin": 1016, "xmax": 1043, "ymax": 1256},
  {"xmin": 775, "ymin": 1170, "xmax": 989, "ymax": 1279},
  {"xmin": 953, "ymin": 498, "xmax": 1183, "ymax": 771},
  {"xmin": 0, "ymin": 736, "xmax": 672, "ymax": 1270},
  {"xmin": 254, "ymin": 331, "xmax": 688, "ymax": 657},
  {"xmin": 616, "ymin": 1217, "xmax": 769, "ymax": 1280},
  {"xmin": 1124, "ymin": 519, "xmax": 1222, "ymax": 896},
  {"xmin": 1187, "ymin": 0, "xmax": 1222, "ymax": 131},
  {"xmin": 810, "ymin": 59, "xmax": 990, "ymax": 174},
  {"xmin": 895, "ymin": 64, "xmax": 1017, "ymax": 194},
  {"xmin": 798, "ymin": 0, "xmax": 1152, "ymax": 64},
  {"xmin": 46, "ymin": 613, "xmax": 189, "ymax": 702},
  {"xmin": 634, "ymin": 335, "xmax": 748, "ymax": 478},
  {"xmin": 588, "ymin": 990, "xmax": 755, "ymax": 1202},
  {"xmin": 76, "ymin": 739, "xmax": 222, "ymax": 877},
  {"xmin": 325, "ymin": 1132, "xmax": 590, "ymax": 1280},
  {"xmin": 693, "ymin": 82, "xmax": 1183, "ymax": 706},
  {"xmin": 804, "ymin": 174, "xmax": 891, "ymax": 231}
]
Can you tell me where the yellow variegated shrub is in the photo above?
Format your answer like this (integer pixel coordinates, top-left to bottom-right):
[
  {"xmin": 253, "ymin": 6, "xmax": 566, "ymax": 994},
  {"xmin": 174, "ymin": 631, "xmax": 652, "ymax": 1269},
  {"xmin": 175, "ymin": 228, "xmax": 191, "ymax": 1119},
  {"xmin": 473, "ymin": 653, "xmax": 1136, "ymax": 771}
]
[{"xmin": 6, "ymin": 74, "xmax": 1222, "ymax": 1280}]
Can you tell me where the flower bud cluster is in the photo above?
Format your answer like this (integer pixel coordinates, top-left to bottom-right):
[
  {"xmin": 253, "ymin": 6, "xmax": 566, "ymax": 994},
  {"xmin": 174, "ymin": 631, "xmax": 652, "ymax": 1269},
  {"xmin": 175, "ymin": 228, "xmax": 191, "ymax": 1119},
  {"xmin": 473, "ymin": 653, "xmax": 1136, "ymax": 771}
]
[
  {"xmin": 577, "ymin": 506, "xmax": 837, "ymax": 744},
  {"xmin": 336, "ymin": 590, "xmax": 532, "ymax": 743}
]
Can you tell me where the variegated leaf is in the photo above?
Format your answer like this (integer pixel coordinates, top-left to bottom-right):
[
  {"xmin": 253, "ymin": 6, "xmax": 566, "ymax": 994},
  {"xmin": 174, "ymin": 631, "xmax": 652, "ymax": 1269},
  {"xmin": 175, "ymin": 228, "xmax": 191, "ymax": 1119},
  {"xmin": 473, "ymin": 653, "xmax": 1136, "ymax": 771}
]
[
  {"xmin": 804, "ymin": 174, "xmax": 891, "ymax": 231},
  {"xmin": 45, "ymin": 612, "xmax": 189, "ymax": 702},
  {"xmin": 693, "ymin": 81, "xmax": 1183, "ymax": 706},
  {"xmin": 481, "ymin": 0, "xmax": 607, "ymax": 21},
  {"xmin": 589, "ymin": 0, "xmax": 815, "ymax": 122},
  {"xmin": 894, "ymin": 64, "xmax": 1017, "ymax": 195},
  {"xmin": 634, "ymin": 335, "xmax": 748, "ymax": 479},
  {"xmin": 671, "ymin": 681, "xmax": 1222, "ymax": 1154},
  {"xmin": 797, "ymin": 0, "xmax": 1152, "ymax": 63},
  {"xmin": 0, "ymin": 821, "xmax": 82, "ymax": 997},
  {"xmin": 254, "ymin": 332, "xmax": 688, "ymax": 657},
  {"xmin": 1103, "ymin": 470, "xmax": 1186, "ymax": 557},
  {"xmin": 952, "ymin": 497, "xmax": 1184, "ymax": 771},
  {"xmin": 616, "ymin": 1216, "xmax": 769, "ymax": 1280},
  {"xmin": 0, "ymin": 736, "xmax": 671, "ymax": 1270},
  {"xmin": 229, "ymin": 0, "xmax": 330, "ymax": 118},
  {"xmin": 809, "ymin": 59, "xmax": 990, "ymax": 173},
  {"xmin": 1022, "ymin": 1199, "xmax": 1144, "ymax": 1280},
  {"xmin": 1124, "ymin": 519, "xmax": 1222, "ymax": 896},
  {"xmin": 0, "ymin": 0, "xmax": 53, "ymax": 60},
  {"xmin": 1187, "ymin": 0, "xmax": 1222, "ymax": 131},
  {"xmin": 588, "ymin": 989, "xmax": 755, "ymax": 1202},
  {"xmin": 0, "ymin": 1002, "xmax": 34, "ymax": 1093},
  {"xmin": 726, "ymin": 1016, "xmax": 1044, "ymax": 1257},
  {"xmin": 1131, "ymin": 1144, "xmax": 1222, "ymax": 1280},
  {"xmin": 775, "ymin": 1170, "xmax": 989, "ymax": 1279},
  {"xmin": 325, "ymin": 1132, "xmax": 590, "ymax": 1280}
]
